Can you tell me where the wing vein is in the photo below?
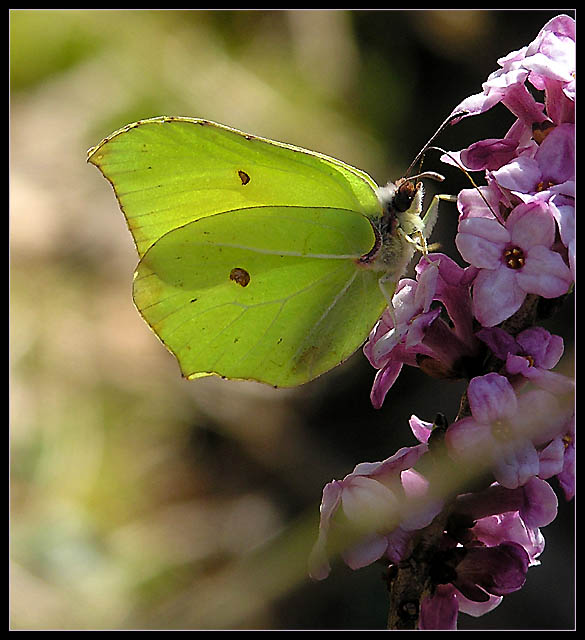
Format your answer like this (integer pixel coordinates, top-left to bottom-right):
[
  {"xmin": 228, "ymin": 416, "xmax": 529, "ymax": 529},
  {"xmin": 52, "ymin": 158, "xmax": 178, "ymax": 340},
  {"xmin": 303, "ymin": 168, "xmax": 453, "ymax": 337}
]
[
  {"xmin": 290, "ymin": 269, "xmax": 359, "ymax": 374},
  {"xmin": 162, "ymin": 262, "xmax": 351, "ymax": 363}
]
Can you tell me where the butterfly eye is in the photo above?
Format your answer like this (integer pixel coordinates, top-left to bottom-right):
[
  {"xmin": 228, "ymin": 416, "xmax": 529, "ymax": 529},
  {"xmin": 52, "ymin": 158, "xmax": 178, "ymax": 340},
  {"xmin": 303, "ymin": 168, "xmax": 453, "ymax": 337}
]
[
  {"xmin": 376, "ymin": 178, "xmax": 420, "ymax": 220},
  {"xmin": 392, "ymin": 179, "xmax": 418, "ymax": 213}
]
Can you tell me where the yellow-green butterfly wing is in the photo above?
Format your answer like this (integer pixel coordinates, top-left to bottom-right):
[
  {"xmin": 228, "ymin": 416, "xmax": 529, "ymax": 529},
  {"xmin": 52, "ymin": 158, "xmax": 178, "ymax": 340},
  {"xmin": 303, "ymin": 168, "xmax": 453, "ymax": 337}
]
[
  {"xmin": 88, "ymin": 117, "xmax": 388, "ymax": 386},
  {"xmin": 88, "ymin": 117, "xmax": 381, "ymax": 257}
]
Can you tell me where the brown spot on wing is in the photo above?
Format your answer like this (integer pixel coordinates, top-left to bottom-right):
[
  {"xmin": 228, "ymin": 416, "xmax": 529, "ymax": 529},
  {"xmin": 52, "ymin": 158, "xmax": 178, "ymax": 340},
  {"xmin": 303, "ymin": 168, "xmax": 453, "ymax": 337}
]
[
  {"xmin": 238, "ymin": 170, "xmax": 251, "ymax": 185},
  {"xmin": 229, "ymin": 267, "xmax": 251, "ymax": 287}
]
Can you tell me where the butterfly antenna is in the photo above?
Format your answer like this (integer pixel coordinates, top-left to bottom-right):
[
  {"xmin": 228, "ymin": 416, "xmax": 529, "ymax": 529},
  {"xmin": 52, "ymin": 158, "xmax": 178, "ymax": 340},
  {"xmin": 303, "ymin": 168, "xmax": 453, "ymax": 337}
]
[
  {"xmin": 407, "ymin": 170, "xmax": 445, "ymax": 183},
  {"xmin": 428, "ymin": 145, "xmax": 500, "ymax": 219},
  {"xmin": 404, "ymin": 111, "xmax": 467, "ymax": 179}
]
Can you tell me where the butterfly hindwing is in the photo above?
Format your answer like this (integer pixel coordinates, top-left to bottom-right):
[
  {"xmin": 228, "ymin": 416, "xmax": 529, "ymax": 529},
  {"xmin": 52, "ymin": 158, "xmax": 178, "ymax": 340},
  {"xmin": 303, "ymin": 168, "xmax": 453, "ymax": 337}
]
[{"xmin": 133, "ymin": 205, "xmax": 386, "ymax": 386}]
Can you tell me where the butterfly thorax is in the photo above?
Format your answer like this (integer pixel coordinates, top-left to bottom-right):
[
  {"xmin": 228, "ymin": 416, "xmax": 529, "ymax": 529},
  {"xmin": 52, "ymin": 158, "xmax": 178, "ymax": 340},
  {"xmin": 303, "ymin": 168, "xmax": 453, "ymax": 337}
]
[{"xmin": 359, "ymin": 179, "xmax": 424, "ymax": 277}]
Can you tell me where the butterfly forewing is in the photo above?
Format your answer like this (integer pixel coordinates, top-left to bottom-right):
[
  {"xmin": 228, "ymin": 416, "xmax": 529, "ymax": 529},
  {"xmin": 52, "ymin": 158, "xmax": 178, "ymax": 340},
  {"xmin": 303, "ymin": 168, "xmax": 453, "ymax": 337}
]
[{"xmin": 88, "ymin": 116, "xmax": 381, "ymax": 258}]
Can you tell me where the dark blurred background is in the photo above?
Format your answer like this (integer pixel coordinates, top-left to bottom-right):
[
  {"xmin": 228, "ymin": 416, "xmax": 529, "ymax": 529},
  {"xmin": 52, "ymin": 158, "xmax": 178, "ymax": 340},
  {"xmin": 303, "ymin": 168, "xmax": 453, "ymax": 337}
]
[{"xmin": 10, "ymin": 9, "xmax": 574, "ymax": 630}]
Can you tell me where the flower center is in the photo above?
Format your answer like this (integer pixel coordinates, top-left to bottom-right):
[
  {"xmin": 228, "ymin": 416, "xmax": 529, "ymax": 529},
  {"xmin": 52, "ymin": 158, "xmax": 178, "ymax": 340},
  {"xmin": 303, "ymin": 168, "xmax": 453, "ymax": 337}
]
[
  {"xmin": 536, "ymin": 179, "xmax": 555, "ymax": 192},
  {"xmin": 523, "ymin": 354, "xmax": 535, "ymax": 367},
  {"xmin": 503, "ymin": 246, "xmax": 525, "ymax": 270},
  {"xmin": 491, "ymin": 418, "xmax": 514, "ymax": 442},
  {"xmin": 532, "ymin": 120, "xmax": 555, "ymax": 144}
]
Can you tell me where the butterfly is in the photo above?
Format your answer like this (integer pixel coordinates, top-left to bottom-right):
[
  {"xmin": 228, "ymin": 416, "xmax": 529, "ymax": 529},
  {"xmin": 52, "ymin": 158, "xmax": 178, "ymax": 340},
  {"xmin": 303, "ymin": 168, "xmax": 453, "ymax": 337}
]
[{"xmin": 88, "ymin": 116, "xmax": 449, "ymax": 387}]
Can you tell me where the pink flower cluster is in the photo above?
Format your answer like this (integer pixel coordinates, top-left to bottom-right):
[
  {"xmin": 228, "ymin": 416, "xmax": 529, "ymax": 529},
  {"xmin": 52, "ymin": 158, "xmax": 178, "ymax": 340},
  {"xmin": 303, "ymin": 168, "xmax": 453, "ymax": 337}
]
[
  {"xmin": 310, "ymin": 15, "xmax": 574, "ymax": 630},
  {"xmin": 448, "ymin": 11, "xmax": 574, "ymax": 326}
]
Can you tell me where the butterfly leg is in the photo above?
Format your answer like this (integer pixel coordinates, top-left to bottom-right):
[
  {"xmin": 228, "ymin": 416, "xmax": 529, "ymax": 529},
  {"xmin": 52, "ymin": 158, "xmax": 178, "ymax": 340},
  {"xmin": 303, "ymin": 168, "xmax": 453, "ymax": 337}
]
[
  {"xmin": 398, "ymin": 227, "xmax": 429, "ymax": 255},
  {"xmin": 421, "ymin": 193, "xmax": 457, "ymax": 241},
  {"xmin": 402, "ymin": 193, "xmax": 457, "ymax": 255}
]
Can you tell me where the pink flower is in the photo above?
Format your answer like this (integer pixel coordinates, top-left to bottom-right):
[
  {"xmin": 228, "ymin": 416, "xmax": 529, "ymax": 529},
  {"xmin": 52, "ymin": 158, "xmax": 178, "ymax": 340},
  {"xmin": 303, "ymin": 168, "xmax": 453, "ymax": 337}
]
[
  {"xmin": 471, "ymin": 512, "xmax": 545, "ymax": 567},
  {"xmin": 549, "ymin": 195, "xmax": 575, "ymax": 278},
  {"xmin": 491, "ymin": 123, "xmax": 574, "ymax": 203},
  {"xmin": 419, "ymin": 543, "xmax": 529, "ymax": 630},
  {"xmin": 364, "ymin": 254, "xmax": 480, "ymax": 408},
  {"xmin": 540, "ymin": 414, "xmax": 575, "ymax": 500},
  {"xmin": 454, "ymin": 477, "xmax": 559, "ymax": 531},
  {"xmin": 460, "ymin": 138, "xmax": 520, "ymax": 172},
  {"xmin": 365, "ymin": 273, "xmax": 438, "ymax": 367},
  {"xmin": 522, "ymin": 14, "xmax": 576, "ymax": 114},
  {"xmin": 445, "ymin": 373, "xmax": 567, "ymax": 489},
  {"xmin": 308, "ymin": 444, "xmax": 440, "ymax": 580},
  {"xmin": 477, "ymin": 326, "xmax": 574, "ymax": 394},
  {"xmin": 443, "ymin": 16, "xmax": 575, "ymax": 311},
  {"xmin": 450, "ymin": 14, "xmax": 574, "ymax": 125},
  {"xmin": 456, "ymin": 201, "xmax": 572, "ymax": 326}
]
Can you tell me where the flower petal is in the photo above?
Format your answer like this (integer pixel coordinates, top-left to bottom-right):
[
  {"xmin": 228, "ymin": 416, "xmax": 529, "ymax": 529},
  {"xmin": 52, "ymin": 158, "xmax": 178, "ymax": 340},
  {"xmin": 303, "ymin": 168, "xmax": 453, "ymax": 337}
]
[
  {"xmin": 515, "ymin": 326, "xmax": 564, "ymax": 368},
  {"xmin": 409, "ymin": 415, "xmax": 433, "ymax": 444},
  {"xmin": 342, "ymin": 476, "xmax": 399, "ymax": 532},
  {"xmin": 472, "ymin": 266, "xmax": 526, "ymax": 327},
  {"xmin": 456, "ymin": 592, "xmax": 503, "ymax": 617},
  {"xmin": 456, "ymin": 217, "xmax": 510, "ymax": 268},
  {"xmin": 341, "ymin": 533, "xmax": 389, "ymax": 570},
  {"xmin": 492, "ymin": 154, "xmax": 540, "ymax": 193},
  {"xmin": 534, "ymin": 123, "xmax": 575, "ymax": 184},
  {"xmin": 370, "ymin": 361, "xmax": 403, "ymax": 409},
  {"xmin": 538, "ymin": 438, "xmax": 565, "ymax": 479},
  {"xmin": 445, "ymin": 416, "xmax": 492, "ymax": 459},
  {"xmin": 419, "ymin": 586, "xmax": 459, "ymax": 630},
  {"xmin": 494, "ymin": 440, "xmax": 539, "ymax": 489},
  {"xmin": 460, "ymin": 138, "xmax": 519, "ymax": 171},
  {"xmin": 519, "ymin": 476, "xmax": 558, "ymax": 528},
  {"xmin": 516, "ymin": 245, "xmax": 572, "ymax": 297},
  {"xmin": 468, "ymin": 373, "xmax": 517, "ymax": 424},
  {"xmin": 507, "ymin": 202, "xmax": 556, "ymax": 248},
  {"xmin": 456, "ymin": 186, "xmax": 500, "ymax": 220}
]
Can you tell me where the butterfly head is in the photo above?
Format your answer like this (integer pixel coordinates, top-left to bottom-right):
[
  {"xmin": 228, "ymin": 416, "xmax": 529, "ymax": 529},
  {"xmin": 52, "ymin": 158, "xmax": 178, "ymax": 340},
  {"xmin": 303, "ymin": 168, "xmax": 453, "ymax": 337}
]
[{"xmin": 376, "ymin": 178, "xmax": 423, "ymax": 230}]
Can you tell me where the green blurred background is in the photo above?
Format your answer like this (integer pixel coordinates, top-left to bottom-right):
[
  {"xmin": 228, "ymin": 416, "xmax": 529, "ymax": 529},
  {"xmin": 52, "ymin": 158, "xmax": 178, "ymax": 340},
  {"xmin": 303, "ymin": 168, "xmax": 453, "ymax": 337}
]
[{"xmin": 10, "ymin": 10, "xmax": 574, "ymax": 630}]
